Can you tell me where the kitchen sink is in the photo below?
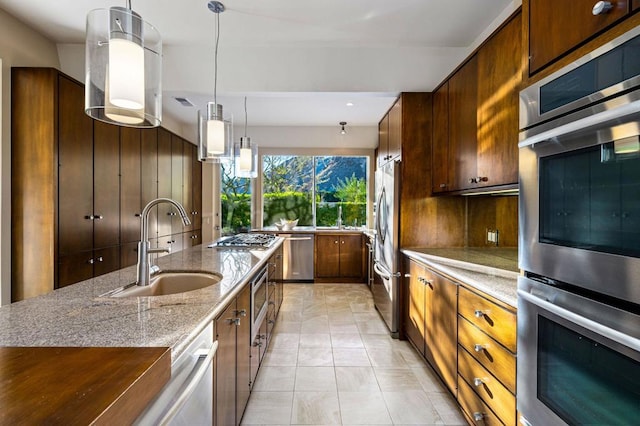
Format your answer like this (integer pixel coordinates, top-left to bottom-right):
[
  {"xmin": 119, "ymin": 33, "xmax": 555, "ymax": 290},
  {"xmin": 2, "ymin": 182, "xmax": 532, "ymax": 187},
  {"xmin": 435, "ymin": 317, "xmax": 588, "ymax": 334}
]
[{"xmin": 102, "ymin": 272, "xmax": 222, "ymax": 298}]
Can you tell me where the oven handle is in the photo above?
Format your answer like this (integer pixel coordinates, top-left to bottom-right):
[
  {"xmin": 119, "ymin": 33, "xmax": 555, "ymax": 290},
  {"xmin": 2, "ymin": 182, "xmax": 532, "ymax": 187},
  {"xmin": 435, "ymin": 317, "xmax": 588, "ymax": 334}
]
[{"xmin": 518, "ymin": 289, "xmax": 640, "ymax": 353}]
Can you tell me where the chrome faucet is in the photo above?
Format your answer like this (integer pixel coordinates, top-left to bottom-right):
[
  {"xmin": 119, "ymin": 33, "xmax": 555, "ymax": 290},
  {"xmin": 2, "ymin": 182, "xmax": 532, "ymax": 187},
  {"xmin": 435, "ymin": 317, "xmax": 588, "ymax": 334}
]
[
  {"xmin": 337, "ymin": 205, "xmax": 343, "ymax": 229},
  {"xmin": 137, "ymin": 198, "xmax": 191, "ymax": 286}
]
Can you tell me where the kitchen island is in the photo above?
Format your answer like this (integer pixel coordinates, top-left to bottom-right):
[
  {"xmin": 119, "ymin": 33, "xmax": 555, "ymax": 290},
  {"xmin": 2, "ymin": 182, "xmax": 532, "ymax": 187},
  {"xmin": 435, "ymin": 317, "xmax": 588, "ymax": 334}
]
[{"xmin": 0, "ymin": 239, "xmax": 283, "ymax": 423}]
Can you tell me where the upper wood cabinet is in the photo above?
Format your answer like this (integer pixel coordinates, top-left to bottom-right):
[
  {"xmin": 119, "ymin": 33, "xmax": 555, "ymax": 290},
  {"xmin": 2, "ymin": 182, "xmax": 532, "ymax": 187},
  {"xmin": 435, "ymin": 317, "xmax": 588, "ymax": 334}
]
[
  {"xmin": 120, "ymin": 128, "xmax": 142, "ymax": 245},
  {"xmin": 431, "ymin": 11, "xmax": 521, "ymax": 193},
  {"xmin": 634, "ymin": 0, "xmax": 640, "ymax": 10},
  {"xmin": 377, "ymin": 113, "xmax": 390, "ymax": 168},
  {"xmin": 377, "ymin": 98, "xmax": 402, "ymax": 167},
  {"xmin": 528, "ymin": 0, "xmax": 631, "ymax": 74}
]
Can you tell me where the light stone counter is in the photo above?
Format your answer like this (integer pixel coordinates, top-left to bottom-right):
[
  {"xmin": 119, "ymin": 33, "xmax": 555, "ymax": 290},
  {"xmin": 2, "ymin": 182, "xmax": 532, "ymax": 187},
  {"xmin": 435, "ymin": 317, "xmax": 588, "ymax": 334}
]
[
  {"xmin": 402, "ymin": 248, "xmax": 519, "ymax": 308},
  {"xmin": 0, "ymin": 240, "xmax": 282, "ymax": 360}
]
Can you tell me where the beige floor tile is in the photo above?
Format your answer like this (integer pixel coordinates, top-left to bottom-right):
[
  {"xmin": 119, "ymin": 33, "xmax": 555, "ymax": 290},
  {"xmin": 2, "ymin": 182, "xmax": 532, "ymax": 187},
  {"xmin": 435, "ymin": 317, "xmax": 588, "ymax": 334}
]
[
  {"xmin": 350, "ymin": 301, "xmax": 375, "ymax": 312},
  {"xmin": 366, "ymin": 347, "xmax": 409, "ymax": 368},
  {"xmin": 411, "ymin": 365, "xmax": 449, "ymax": 393},
  {"xmin": 356, "ymin": 319, "xmax": 390, "ymax": 335},
  {"xmin": 291, "ymin": 391, "xmax": 341, "ymax": 425},
  {"xmin": 339, "ymin": 391, "xmax": 393, "ymax": 425},
  {"xmin": 373, "ymin": 368, "xmax": 423, "ymax": 391},
  {"xmin": 262, "ymin": 349, "xmax": 298, "ymax": 367},
  {"xmin": 298, "ymin": 347, "xmax": 333, "ymax": 367},
  {"xmin": 429, "ymin": 392, "xmax": 468, "ymax": 425},
  {"xmin": 273, "ymin": 321, "xmax": 302, "ymax": 334},
  {"xmin": 277, "ymin": 311, "xmax": 304, "ymax": 322},
  {"xmin": 241, "ymin": 391, "xmax": 293, "ymax": 425},
  {"xmin": 300, "ymin": 315, "xmax": 330, "ymax": 334},
  {"xmin": 270, "ymin": 333, "xmax": 300, "ymax": 350},
  {"xmin": 299, "ymin": 333, "xmax": 332, "ymax": 348},
  {"xmin": 353, "ymin": 312, "xmax": 382, "ymax": 322},
  {"xmin": 252, "ymin": 366, "xmax": 296, "ymax": 391},
  {"xmin": 331, "ymin": 333, "xmax": 364, "ymax": 348},
  {"xmin": 382, "ymin": 390, "xmax": 442, "ymax": 425},
  {"xmin": 360, "ymin": 334, "xmax": 395, "ymax": 350},
  {"xmin": 329, "ymin": 322, "xmax": 360, "ymax": 334},
  {"xmin": 335, "ymin": 366, "xmax": 379, "ymax": 392},
  {"xmin": 294, "ymin": 366, "xmax": 337, "ymax": 391},
  {"xmin": 333, "ymin": 348, "xmax": 372, "ymax": 366}
]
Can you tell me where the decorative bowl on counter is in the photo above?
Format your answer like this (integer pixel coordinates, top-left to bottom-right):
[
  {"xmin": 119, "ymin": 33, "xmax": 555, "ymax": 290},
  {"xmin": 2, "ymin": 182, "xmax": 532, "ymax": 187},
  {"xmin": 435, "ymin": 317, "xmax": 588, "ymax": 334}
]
[{"xmin": 274, "ymin": 218, "xmax": 298, "ymax": 230}]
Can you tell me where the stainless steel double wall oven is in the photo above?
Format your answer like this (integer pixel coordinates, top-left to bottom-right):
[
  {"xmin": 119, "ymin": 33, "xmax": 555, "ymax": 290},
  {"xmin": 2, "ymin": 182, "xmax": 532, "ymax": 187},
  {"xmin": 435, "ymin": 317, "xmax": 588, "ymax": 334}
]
[{"xmin": 518, "ymin": 24, "xmax": 640, "ymax": 426}]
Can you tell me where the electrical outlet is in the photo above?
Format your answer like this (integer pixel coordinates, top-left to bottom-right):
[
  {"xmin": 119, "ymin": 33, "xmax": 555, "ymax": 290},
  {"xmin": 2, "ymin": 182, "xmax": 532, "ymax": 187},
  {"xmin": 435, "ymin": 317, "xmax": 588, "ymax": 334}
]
[{"xmin": 486, "ymin": 229, "xmax": 499, "ymax": 245}]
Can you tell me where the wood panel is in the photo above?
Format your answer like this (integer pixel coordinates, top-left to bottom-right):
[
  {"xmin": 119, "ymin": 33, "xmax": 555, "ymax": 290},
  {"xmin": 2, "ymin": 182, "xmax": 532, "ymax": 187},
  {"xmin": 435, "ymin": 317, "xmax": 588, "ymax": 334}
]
[
  {"xmin": 141, "ymin": 128, "xmax": 159, "ymax": 239},
  {"xmin": 388, "ymin": 98, "xmax": 402, "ymax": 161},
  {"xmin": 529, "ymin": 0, "xmax": 630, "ymax": 74},
  {"xmin": 93, "ymin": 246, "xmax": 121, "ymax": 278},
  {"xmin": 11, "ymin": 68, "xmax": 57, "ymax": 301},
  {"xmin": 157, "ymin": 128, "xmax": 172, "ymax": 237},
  {"xmin": 0, "ymin": 347, "xmax": 170, "ymax": 425},
  {"xmin": 58, "ymin": 251, "xmax": 94, "ymax": 288},
  {"xmin": 634, "ymin": 0, "xmax": 640, "ymax": 10},
  {"xmin": 120, "ymin": 127, "xmax": 142, "ymax": 244},
  {"xmin": 339, "ymin": 235, "xmax": 363, "ymax": 278},
  {"xmin": 171, "ymin": 135, "xmax": 184, "ymax": 234},
  {"xmin": 120, "ymin": 241, "xmax": 138, "ymax": 269},
  {"xmin": 476, "ymin": 13, "xmax": 521, "ymax": 188},
  {"xmin": 431, "ymin": 83, "xmax": 449, "ymax": 193},
  {"xmin": 216, "ymin": 301, "xmax": 237, "ymax": 426},
  {"xmin": 58, "ymin": 75, "xmax": 94, "ymax": 256},
  {"xmin": 377, "ymin": 113, "xmax": 389, "ymax": 168},
  {"xmin": 93, "ymin": 121, "xmax": 120, "ymax": 249},
  {"xmin": 405, "ymin": 259, "xmax": 426, "ymax": 356},
  {"xmin": 458, "ymin": 317, "xmax": 516, "ymax": 393},
  {"xmin": 183, "ymin": 141, "xmax": 194, "ymax": 232},
  {"xmin": 448, "ymin": 55, "xmax": 478, "ymax": 190},
  {"xmin": 315, "ymin": 235, "xmax": 340, "ymax": 278},
  {"xmin": 457, "ymin": 375, "xmax": 504, "ymax": 426},
  {"xmin": 458, "ymin": 286, "xmax": 517, "ymax": 352},
  {"xmin": 192, "ymin": 145, "xmax": 203, "ymax": 231},
  {"xmin": 467, "ymin": 196, "xmax": 518, "ymax": 247}
]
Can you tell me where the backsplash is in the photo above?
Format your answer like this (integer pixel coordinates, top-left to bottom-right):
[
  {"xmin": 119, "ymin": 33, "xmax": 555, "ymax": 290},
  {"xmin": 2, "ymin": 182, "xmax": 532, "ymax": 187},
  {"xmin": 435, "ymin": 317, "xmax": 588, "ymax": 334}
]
[{"xmin": 467, "ymin": 195, "xmax": 518, "ymax": 248}]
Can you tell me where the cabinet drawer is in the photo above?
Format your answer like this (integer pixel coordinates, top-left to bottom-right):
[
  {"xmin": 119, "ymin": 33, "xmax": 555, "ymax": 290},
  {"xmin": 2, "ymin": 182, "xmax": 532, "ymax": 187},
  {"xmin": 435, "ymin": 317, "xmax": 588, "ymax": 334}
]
[
  {"xmin": 458, "ymin": 348, "xmax": 515, "ymax": 426},
  {"xmin": 458, "ymin": 286, "xmax": 516, "ymax": 352},
  {"xmin": 457, "ymin": 375, "xmax": 504, "ymax": 426},
  {"xmin": 458, "ymin": 316, "xmax": 516, "ymax": 393}
]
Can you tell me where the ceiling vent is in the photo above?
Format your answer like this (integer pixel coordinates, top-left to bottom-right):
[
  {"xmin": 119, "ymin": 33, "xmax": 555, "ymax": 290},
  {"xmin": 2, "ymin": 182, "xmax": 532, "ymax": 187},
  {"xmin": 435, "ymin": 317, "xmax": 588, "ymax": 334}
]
[{"xmin": 174, "ymin": 97, "xmax": 194, "ymax": 107}]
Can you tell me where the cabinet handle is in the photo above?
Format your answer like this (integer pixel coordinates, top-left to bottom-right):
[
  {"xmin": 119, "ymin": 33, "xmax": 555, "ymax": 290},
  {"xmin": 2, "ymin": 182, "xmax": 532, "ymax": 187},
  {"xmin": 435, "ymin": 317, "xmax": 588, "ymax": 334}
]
[
  {"xmin": 96, "ymin": 256, "xmax": 103, "ymax": 262},
  {"xmin": 473, "ymin": 412, "xmax": 485, "ymax": 421},
  {"xmin": 88, "ymin": 258, "xmax": 94, "ymax": 264},
  {"xmin": 269, "ymin": 301, "xmax": 275, "ymax": 306},
  {"xmin": 439, "ymin": 183, "xmax": 447, "ymax": 188},
  {"xmin": 592, "ymin": 1, "xmax": 613, "ymax": 15},
  {"xmin": 167, "ymin": 212, "xmax": 177, "ymax": 216},
  {"xmin": 191, "ymin": 211, "xmax": 198, "ymax": 215},
  {"xmin": 341, "ymin": 240, "xmax": 345, "ymax": 244},
  {"xmin": 473, "ymin": 343, "xmax": 487, "ymax": 352},
  {"xmin": 94, "ymin": 215, "xmax": 103, "ymax": 220},
  {"xmin": 334, "ymin": 240, "xmax": 339, "ymax": 244},
  {"xmin": 235, "ymin": 309, "xmax": 247, "ymax": 317},
  {"xmin": 268, "ymin": 319, "xmax": 275, "ymax": 325},
  {"xmin": 474, "ymin": 309, "xmax": 487, "ymax": 318},
  {"xmin": 473, "ymin": 377, "xmax": 485, "ymax": 387},
  {"xmin": 85, "ymin": 215, "xmax": 94, "ymax": 220},
  {"xmin": 404, "ymin": 273, "xmax": 411, "ymax": 278},
  {"xmin": 228, "ymin": 318, "xmax": 241, "ymax": 326},
  {"xmin": 476, "ymin": 176, "xmax": 487, "ymax": 183},
  {"xmin": 135, "ymin": 213, "xmax": 141, "ymax": 217},
  {"xmin": 468, "ymin": 177, "xmax": 477, "ymax": 184},
  {"xmin": 253, "ymin": 341, "xmax": 263, "ymax": 347}
]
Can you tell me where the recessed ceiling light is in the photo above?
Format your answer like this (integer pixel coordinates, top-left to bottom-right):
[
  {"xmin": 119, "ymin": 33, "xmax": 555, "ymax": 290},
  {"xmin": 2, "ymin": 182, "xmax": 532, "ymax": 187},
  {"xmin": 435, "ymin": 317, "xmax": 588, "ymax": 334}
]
[
  {"xmin": 346, "ymin": 102, "xmax": 354, "ymax": 107},
  {"xmin": 174, "ymin": 97, "xmax": 194, "ymax": 107}
]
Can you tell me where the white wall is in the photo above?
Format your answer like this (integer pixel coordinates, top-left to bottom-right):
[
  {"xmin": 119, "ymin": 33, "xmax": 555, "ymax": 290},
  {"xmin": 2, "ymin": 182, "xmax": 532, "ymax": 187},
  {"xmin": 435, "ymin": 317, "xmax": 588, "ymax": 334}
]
[
  {"xmin": 235, "ymin": 125, "xmax": 378, "ymax": 149},
  {"xmin": 0, "ymin": 8, "xmax": 61, "ymax": 305}
]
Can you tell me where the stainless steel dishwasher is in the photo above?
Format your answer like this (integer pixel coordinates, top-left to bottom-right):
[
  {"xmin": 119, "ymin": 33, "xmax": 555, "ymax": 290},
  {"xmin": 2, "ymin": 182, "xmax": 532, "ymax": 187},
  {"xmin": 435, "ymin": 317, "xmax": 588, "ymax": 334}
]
[{"xmin": 281, "ymin": 234, "xmax": 314, "ymax": 282}]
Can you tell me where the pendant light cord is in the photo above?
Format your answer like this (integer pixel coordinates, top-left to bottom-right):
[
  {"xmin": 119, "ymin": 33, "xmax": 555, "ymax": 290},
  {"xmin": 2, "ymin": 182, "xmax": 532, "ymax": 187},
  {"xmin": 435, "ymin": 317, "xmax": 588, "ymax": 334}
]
[
  {"xmin": 127, "ymin": 0, "xmax": 132, "ymax": 10},
  {"xmin": 244, "ymin": 96, "xmax": 248, "ymax": 137},
  {"xmin": 213, "ymin": 10, "xmax": 220, "ymax": 107}
]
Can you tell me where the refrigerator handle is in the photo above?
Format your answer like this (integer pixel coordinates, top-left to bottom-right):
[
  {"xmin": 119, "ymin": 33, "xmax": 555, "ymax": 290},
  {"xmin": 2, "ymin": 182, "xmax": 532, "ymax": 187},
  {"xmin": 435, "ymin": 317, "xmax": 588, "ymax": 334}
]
[{"xmin": 376, "ymin": 187, "xmax": 386, "ymax": 244}]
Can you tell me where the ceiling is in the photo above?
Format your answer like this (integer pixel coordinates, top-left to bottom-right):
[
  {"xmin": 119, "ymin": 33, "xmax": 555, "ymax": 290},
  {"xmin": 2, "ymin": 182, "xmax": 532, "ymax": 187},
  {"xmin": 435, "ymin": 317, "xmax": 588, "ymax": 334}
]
[{"xmin": 0, "ymin": 0, "xmax": 516, "ymax": 131}]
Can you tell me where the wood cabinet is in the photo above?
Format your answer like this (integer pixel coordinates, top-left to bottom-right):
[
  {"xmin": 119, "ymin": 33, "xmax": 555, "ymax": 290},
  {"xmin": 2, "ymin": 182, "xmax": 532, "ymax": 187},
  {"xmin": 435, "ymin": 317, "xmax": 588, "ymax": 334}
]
[
  {"xmin": 431, "ymin": 11, "xmax": 521, "ymax": 193},
  {"xmin": 529, "ymin": 0, "xmax": 631, "ymax": 74},
  {"xmin": 215, "ymin": 300, "xmax": 238, "ymax": 426},
  {"xmin": 192, "ymin": 145, "xmax": 203, "ymax": 230},
  {"xmin": 236, "ymin": 284, "xmax": 251, "ymax": 424},
  {"xmin": 457, "ymin": 285, "xmax": 517, "ymax": 426},
  {"xmin": 404, "ymin": 257, "xmax": 458, "ymax": 394},
  {"xmin": 315, "ymin": 234, "xmax": 364, "ymax": 281},
  {"xmin": 377, "ymin": 98, "xmax": 402, "ymax": 167},
  {"xmin": 431, "ymin": 82, "xmax": 449, "ymax": 193},
  {"xmin": 377, "ymin": 113, "xmax": 389, "ymax": 168},
  {"xmin": 11, "ymin": 67, "xmax": 203, "ymax": 300},
  {"xmin": 634, "ymin": 0, "xmax": 640, "ymax": 10}
]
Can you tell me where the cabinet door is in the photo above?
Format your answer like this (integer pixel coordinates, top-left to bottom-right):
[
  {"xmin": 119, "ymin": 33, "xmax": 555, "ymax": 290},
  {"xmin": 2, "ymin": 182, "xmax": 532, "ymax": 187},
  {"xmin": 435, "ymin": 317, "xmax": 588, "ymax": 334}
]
[
  {"xmin": 432, "ymin": 82, "xmax": 450, "ymax": 193},
  {"xmin": 58, "ymin": 75, "xmax": 93, "ymax": 256},
  {"xmin": 216, "ymin": 301, "xmax": 237, "ymax": 426},
  {"xmin": 141, "ymin": 128, "xmax": 158, "ymax": 239},
  {"xmin": 405, "ymin": 259, "xmax": 426, "ymax": 356},
  {"xmin": 236, "ymin": 285, "xmax": 251, "ymax": 421},
  {"xmin": 93, "ymin": 245, "xmax": 120, "ymax": 277},
  {"xmin": 93, "ymin": 121, "xmax": 120, "ymax": 249},
  {"xmin": 315, "ymin": 235, "xmax": 340, "ymax": 278},
  {"xmin": 120, "ymin": 241, "xmax": 138, "ymax": 269},
  {"xmin": 339, "ymin": 235, "xmax": 363, "ymax": 278},
  {"xmin": 58, "ymin": 251, "xmax": 93, "ymax": 288},
  {"xmin": 425, "ymin": 269, "xmax": 458, "ymax": 394},
  {"xmin": 157, "ymin": 129, "xmax": 172, "ymax": 237},
  {"xmin": 192, "ymin": 145, "xmax": 203, "ymax": 231},
  {"xmin": 120, "ymin": 127, "xmax": 141, "ymax": 244},
  {"xmin": 388, "ymin": 98, "xmax": 402, "ymax": 161},
  {"xmin": 377, "ymin": 114, "xmax": 389, "ymax": 168},
  {"xmin": 448, "ymin": 56, "xmax": 478, "ymax": 191},
  {"xmin": 183, "ymin": 141, "xmax": 193, "ymax": 232},
  {"xmin": 529, "ymin": 0, "xmax": 630, "ymax": 73},
  {"xmin": 635, "ymin": 0, "xmax": 640, "ymax": 10},
  {"xmin": 476, "ymin": 13, "xmax": 521, "ymax": 188},
  {"xmin": 171, "ymin": 135, "xmax": 184, "ymax": 235}
]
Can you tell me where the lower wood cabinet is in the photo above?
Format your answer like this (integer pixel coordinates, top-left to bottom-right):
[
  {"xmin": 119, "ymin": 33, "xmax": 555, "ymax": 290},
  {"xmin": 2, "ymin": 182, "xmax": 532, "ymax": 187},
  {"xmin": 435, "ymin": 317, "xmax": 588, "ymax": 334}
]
[
  {"xmin": 236, "ymin": 285, "xmax": 251, "ymax": 424},
  {"xmin": 315, "ymin": 234, "xmax": 365, "ymax": 282},
  {"xmin": 404, "ymin": 257, "xmax": 457, "ymax": 394},
  {"xmin": 215, "ymin": 299, "xmax": 238, "ymax": 426}
]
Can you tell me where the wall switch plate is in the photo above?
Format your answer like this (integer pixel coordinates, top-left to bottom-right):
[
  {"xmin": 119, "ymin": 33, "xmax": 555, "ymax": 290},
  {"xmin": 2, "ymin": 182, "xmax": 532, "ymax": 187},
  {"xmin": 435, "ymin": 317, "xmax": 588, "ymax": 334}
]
[{"xmin": 486, "ymin": 229, "xmax": 499, "ymax": 245}]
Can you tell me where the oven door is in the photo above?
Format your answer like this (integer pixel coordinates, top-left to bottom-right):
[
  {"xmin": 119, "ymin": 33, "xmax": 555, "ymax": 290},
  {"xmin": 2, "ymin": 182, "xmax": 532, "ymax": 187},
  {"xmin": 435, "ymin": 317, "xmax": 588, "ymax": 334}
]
[
  {"xmin": 519, "ymin": 117, "xmax": 640, "ymax": 305},
  {"xmin": 517, "ymin": 276, "xmax": 640, "ymax": 426},
  {"xmin": 251, "ymin": 267, "xmax": 268, "ymax": 342}
]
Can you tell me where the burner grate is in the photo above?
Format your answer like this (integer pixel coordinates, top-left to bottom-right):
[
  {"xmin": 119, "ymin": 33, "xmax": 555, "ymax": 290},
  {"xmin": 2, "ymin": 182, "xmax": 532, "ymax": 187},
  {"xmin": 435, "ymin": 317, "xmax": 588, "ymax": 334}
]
[{"xmin": 214, "ymin": 233, "xmax": 276, "ymax": 248}]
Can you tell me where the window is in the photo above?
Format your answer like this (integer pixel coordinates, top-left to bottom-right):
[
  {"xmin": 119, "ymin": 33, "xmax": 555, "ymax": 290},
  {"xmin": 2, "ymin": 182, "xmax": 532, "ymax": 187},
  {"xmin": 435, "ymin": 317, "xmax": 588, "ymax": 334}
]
[
  {"xmin": 262, "ymin": 155, "xmax": 368, "ymax": 228},
  {"xmin": 221, "ymin": 162, "xmax": 252, "ymax": 235}
]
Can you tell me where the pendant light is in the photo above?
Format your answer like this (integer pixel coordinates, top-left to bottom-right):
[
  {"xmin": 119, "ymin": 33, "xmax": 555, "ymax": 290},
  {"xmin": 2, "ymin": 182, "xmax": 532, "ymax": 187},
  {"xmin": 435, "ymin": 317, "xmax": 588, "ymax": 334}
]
[
  {"xmin": 340, "ymin": 121, "xmax": 347, "ymax": 135},
  {"xmin": 198, "ymin": 1, "xmax": 233, "ymax": 162},
  {"xmin": 235, "ymin": 97, "xmax": 258, "ymax": 178},
  {"xmin": 85, "ymin": 0, "xmax": 162, "ymax": 127}
]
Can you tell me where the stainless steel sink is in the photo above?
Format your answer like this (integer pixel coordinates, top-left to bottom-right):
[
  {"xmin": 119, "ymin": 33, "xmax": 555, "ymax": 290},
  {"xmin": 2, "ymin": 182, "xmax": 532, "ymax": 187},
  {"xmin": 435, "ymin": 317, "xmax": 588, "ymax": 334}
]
[{"xmin": 102, "ymin": 272, "xmax": 222, "ymax": 298}]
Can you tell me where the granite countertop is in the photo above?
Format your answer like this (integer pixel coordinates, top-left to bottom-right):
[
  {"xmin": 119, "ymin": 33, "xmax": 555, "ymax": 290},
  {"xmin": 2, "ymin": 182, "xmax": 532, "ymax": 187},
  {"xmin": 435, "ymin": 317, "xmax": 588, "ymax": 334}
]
[
  {"xmin": 256, "ymin": 226, "xmax": 371, "ymax": 235},
  {"xmin": 402, "ymin": 248, "xmax": 519, "ymax": 308},
  {"xmin": 0, "ymin": 240, "xmax": 283, "ymax": 360}
]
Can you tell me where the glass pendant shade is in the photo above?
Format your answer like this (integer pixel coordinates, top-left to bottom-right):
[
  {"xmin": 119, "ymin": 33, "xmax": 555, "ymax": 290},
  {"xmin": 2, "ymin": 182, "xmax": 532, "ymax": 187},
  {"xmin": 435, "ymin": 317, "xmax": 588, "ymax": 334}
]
[
  {"xmin": 234, "ymin": 136, "xmax": 258, "ymax": 178},
  {"xmin": 198, "ymin": 102, "xmax": 233, "ymax": 162},
  {"xmin": 85, "ymin": 7, "xmax": 162, "ymax": 127}
]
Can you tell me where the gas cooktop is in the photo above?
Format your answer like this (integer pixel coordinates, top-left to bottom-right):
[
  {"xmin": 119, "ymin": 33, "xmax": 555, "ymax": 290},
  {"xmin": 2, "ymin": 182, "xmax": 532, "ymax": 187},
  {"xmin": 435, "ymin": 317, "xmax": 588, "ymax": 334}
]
[{"xmin": 210, "ymin": 233, "xmax": 277, "ymax": 249}]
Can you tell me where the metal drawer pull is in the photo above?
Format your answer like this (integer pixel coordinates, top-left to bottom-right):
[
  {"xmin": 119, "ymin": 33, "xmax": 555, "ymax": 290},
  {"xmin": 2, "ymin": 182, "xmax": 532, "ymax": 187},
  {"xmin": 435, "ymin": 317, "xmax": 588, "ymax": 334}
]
[
  {"xmin": 228, "ymin": 318, "xmax": 240, "ymax": 326},
  {"xmin": 473, "ymin": 412, "xmax": 485, "ymax": 421},
  {"xmin": 253, "ymin": 341, "xmax": 262, "ymax": 347},
  {"xmin": 88, "ymin": 258, "xmax": 94, "ymax": 264},
  {"xmin": 473, "ymin": 344, "xmax": 487, "ymax": 352},
  {"xmin": 592, "ymin": 1, "xmax": 613, "ymax": 15},
  {"xmin": 235, "ymin": 309, "xmax": 247, "ymax": 317},
  {"xmin": 473, "ymin": 377, "xmax": 485, "ymax": 387},
  {"xmin": 474, "ymin": 310, "xmax": 487, "ymax": 318}
]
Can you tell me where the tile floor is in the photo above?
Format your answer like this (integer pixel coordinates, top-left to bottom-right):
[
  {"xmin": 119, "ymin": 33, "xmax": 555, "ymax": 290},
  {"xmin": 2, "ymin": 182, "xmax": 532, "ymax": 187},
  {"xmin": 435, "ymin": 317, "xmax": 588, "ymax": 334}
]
[{"xmin": 241, "ymin": 283, "xmax": 467, "ymax": 425}]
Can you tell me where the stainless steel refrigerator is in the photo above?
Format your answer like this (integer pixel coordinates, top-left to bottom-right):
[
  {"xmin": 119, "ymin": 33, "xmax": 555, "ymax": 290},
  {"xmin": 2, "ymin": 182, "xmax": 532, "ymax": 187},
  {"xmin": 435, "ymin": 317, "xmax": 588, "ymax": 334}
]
[{"xmin": 373, "ymin": 160, "xmax": 400, "ymax": 338}]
